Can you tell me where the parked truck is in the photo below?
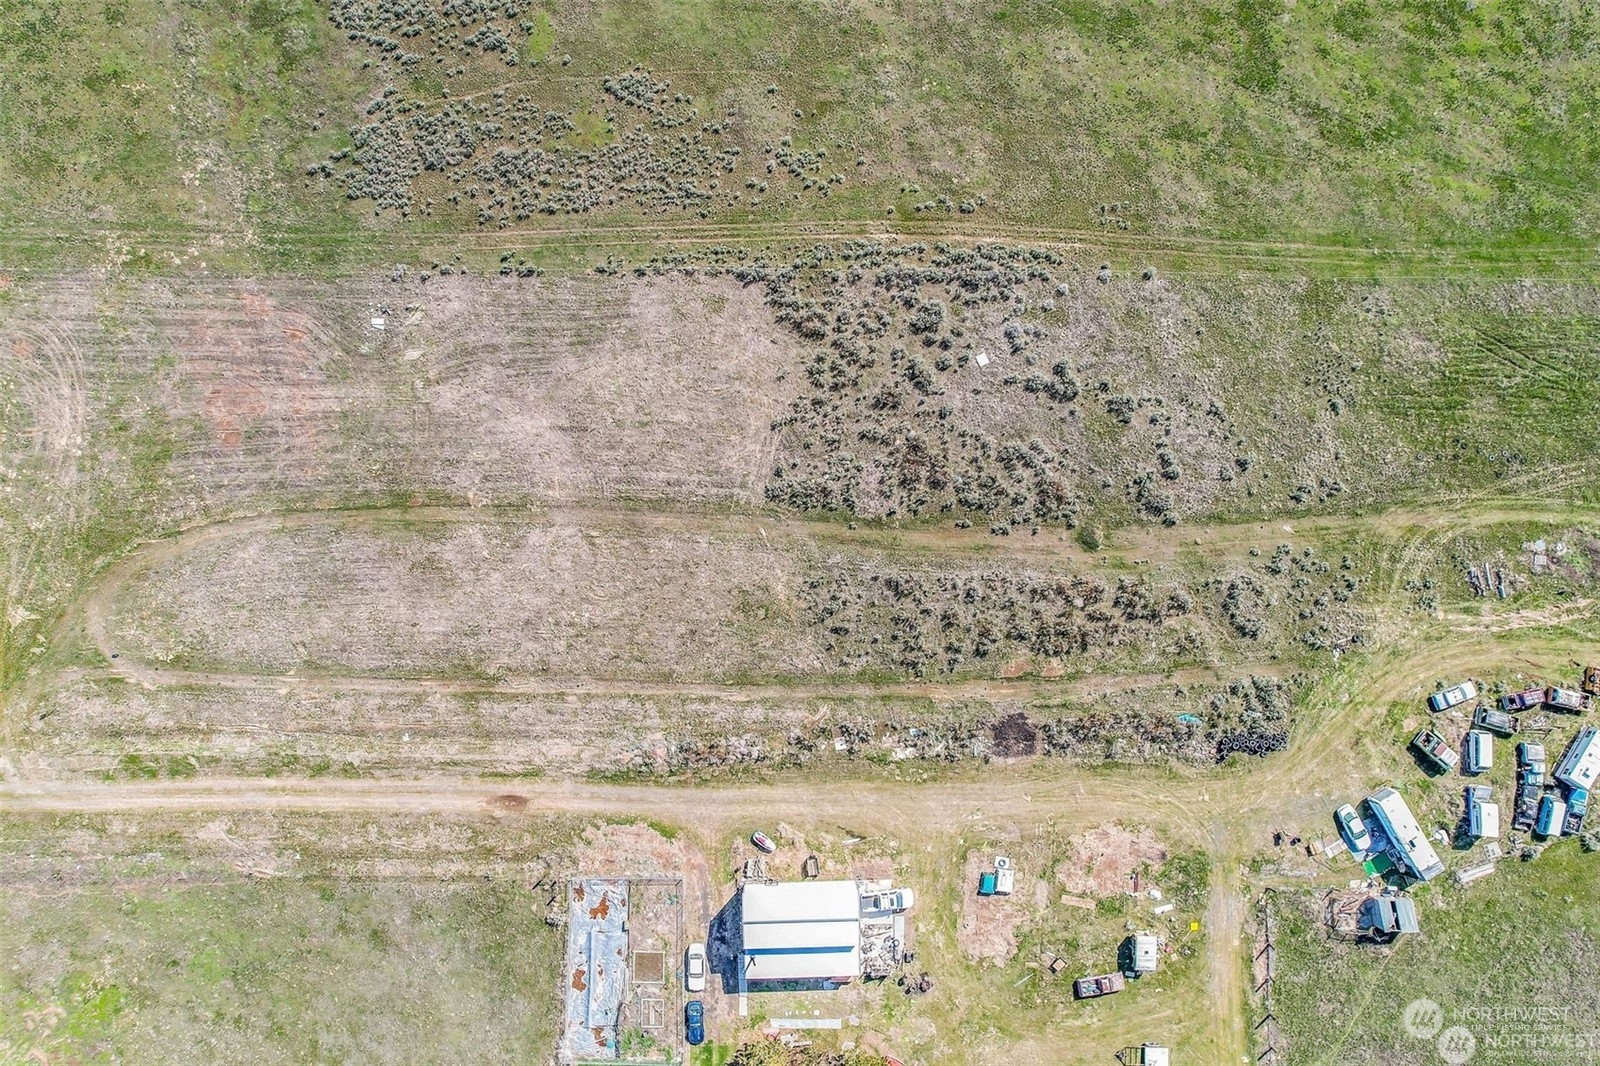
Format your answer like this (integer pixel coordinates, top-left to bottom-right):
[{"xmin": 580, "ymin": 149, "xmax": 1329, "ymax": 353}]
[
  {"xmin": 1536, "ymin": 794, "xmax": 1568, "ymax": 837},
  {"xmin": 1412, "ymin": 728, "xmax": 1459, "ymax": 773}
]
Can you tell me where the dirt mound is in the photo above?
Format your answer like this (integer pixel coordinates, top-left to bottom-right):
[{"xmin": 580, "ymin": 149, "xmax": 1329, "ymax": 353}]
[{"xmin": 1054, "ymin": 824, "xmax": 1168, "ymax": 897}]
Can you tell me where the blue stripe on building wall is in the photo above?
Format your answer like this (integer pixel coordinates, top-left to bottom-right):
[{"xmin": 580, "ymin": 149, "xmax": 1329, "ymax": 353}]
[{"xmin": 742, "ymin": 946, "xmax": 854, "ymax": 956}]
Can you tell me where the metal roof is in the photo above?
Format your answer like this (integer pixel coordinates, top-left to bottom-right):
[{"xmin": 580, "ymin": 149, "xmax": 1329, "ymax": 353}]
[
  {"xmin": 741, "ymin": 880, "xmax": 864, "ymax": 982},
  {"xmin": 1367, "ymin": 787, "xmax": 1445, "ymax": 882},
  {"xmin": 1555, "ymin": 726, "xmax": 1600, "ymax": 791},
  {"xmin": 742, "ymin": 880, "xmax": 862, "ymax": 924}
]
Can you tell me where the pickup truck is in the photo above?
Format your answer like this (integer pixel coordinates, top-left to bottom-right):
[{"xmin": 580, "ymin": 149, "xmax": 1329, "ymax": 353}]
[
  {"xmin": 1545, "ymin": 687, "xmax": 1592, "ymax": 713},
  {"xmin": 1074, "ymin": 972, "xmax": 1127, "ymax": 999},
  {"xmin": 865, "ymin": 888, "xmax": 916, "ymax": 914},
  {"xmin": 1428, "ymin": 681, "xmax": 1478, "ymax": 713},
  {"xmin": 1472, "ymin": 704, "xmax": 1519, "ymax": 737},
  {"xmin": 1412, "ymin": 729, "xmax": 1460, "ymax": 773},
  {"xmin": 1500, "ymin": 687, "xmax": 1545, "ymax": 712}
]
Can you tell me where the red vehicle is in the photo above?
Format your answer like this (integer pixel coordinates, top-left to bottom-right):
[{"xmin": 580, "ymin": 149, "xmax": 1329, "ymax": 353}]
[
  {"xmin": 1500, "ymin": 687, "xmax": 1545, "ymax": 712},
  {"xmin": 1074, "ymin": 972, "xmax": 1127, "ymax": 999}
]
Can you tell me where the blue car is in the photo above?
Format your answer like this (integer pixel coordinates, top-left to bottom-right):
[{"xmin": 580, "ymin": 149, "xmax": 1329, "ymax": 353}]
[{"xmin": 685, "ymin": 1000, "xmax": 705, "ymax": 1046}]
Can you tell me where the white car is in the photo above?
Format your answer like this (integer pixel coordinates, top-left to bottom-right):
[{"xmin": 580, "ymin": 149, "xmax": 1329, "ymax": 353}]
[
  {"xmin": 684, "ymin": 942, "xmax": 707, "ymax": 993},
  {"xmin": 1335, "ymin": 804, "xmax": 1372, "ymax": 855},
  {"xmin": 1427, "ymin": 680, "xmax": 1477, "ymax": 713}
]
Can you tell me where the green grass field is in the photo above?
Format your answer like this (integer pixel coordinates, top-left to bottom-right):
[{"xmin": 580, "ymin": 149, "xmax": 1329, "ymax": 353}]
[
  {"xmin": 0, "ymin": 811, "xmax": 573, "ymax": 1064},
  {"xmin": 1271, "ymin": 842, "xmax": 1600, "ymax": 1065},
  {"xmin": 3, "ymin": 0, "xmax": 1598, "ymax": 268}
]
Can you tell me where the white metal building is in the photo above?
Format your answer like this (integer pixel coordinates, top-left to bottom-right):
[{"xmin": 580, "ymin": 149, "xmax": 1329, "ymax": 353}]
[
  {"xmin": 1131, "ymin": 933, "xmax": 1159, "ymax": 975},
  {"xmin": 1366, "ymin": 787, "xmax": 1445, "ymax": 882},
  {"xmin": 741, "ymin": 881, "xmax": 863, "ymax": 983},
  {"xmin": 1555, "ymin": 726, "xmax": 1600, "ymax": 791}
]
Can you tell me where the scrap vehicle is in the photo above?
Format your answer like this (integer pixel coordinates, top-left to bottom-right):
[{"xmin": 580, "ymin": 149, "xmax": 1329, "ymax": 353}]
[
  {"xmin": 1466, "ymin": 786, "xmax": 1499, "ymax": 839},
  {"xmin": 1472, "ymin": 704, "xmax": 1519, "ymax": 738},
  {"xmin": 1074, "ymin": 972, "xmax": 1127, "ymax": 999},
  {"xmin": 1501, "ymin": 687, "xmax": 1546, "ymax": 712},
  {"xmin": 1465, "ymin": 730, "xmax": 1493, "ymax": 774},
  {"xmin": 1536, "ymin": 794, "xmax": 1568, "ymax": 838},
  {"xmin": 1518, "ymin": 741, "xmax": 1547, "ymax": 779},
  {"xmin": 1428, "ymin": 680, "xmax": 1478, "ymax": 712},
  {"xmin": 1411, "ymin": 728, "xmax": 1460, "ymax": 773},
  {"xmin": 1514, "ymin": 741, "xmax": 1547, "ymax": 832},
  {"xmin": 1545, "ymin": 687, "xmax": 1592, "ymax": 713},
  {"xmin": 1564, "ymin": 788, "xmax": 1588, "ymax": 836}
]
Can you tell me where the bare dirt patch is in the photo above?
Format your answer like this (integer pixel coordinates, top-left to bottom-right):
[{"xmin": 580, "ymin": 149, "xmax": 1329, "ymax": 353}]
[
  {"xmin": 1054, "ymin": 824, "xmax": 1169, "ymax": 897},
  {"xmin": 956, "ymin": 850, "xmax": 1035, "ymax": 964},
  {"xmin": 103, "ymin": 513, "xmax": 828, "ymax": 682},
  {"xmin": 574, "ymin": 823, "xmax": 691, "ymax": 880},
  {"xmin": 7, "ymin": 272, "xmax": 803, "ymax": 516}
]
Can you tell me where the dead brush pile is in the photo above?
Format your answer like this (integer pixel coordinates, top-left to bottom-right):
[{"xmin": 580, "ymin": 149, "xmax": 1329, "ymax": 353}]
[
  {"xmin": 801, "ymin": 561, "xmax": 1193, "ymax": 676},
  {"xmin": 1036, "ymin": 673, "xmax": 1299, "ymax": 763},
  {"xmin": 621, "ymin": 240, "xmax": 1274, "ymax": 529}
]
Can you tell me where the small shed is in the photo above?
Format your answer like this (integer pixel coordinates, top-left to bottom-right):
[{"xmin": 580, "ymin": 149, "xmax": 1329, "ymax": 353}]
[
  {"xmin": 1130, "ymin": 933, "xmax": 1159, "ymax": 975},
  {"xmin": 1359, "ymin": 897, "xmax": 1420, "ymax": 938}
]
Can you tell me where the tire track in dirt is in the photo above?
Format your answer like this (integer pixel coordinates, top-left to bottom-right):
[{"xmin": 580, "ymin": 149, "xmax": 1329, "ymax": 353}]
[{"xmin": 5, "ymin": 218, "xmax": 1594, "ymax": 282}]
